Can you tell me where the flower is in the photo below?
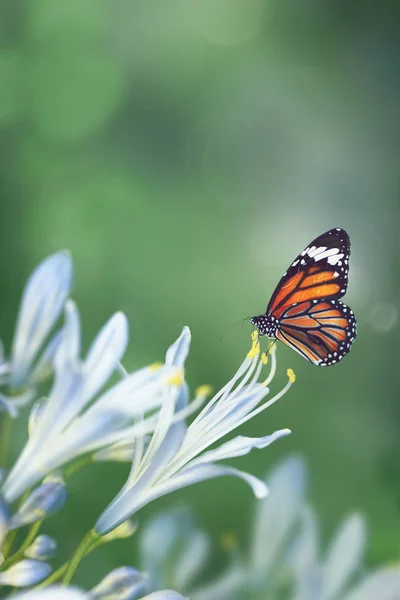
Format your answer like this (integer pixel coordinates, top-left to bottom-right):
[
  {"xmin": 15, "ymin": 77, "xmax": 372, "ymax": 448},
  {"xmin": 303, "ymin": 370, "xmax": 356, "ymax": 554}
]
[
  {"xmin": 95, "ymin": 331, "xmax": 293, "ymax": 535},
  {"xmin": 0, "ymin": 559, "xmax": 51, "ymax": 587},
  {"xmin": 9, "ymin": 473, "xmax": 66, "ymax": 529},
  {"xmin": 2, "ymin": 301, "xmax": 183, "ymax": 502},
  {"xmin": 13, "ymin": 590, "xmax": 84, "ymax": 600},
  {"xmin": 186, "ymin": 456, "xmax": 400, "ymax": 600},
  {"xmin": 140, "ymin": 508, "xmax": 210, "ymax": 593},
  {"xmin": 0, "ymin": 252, "xmax": 72, "ymax": 415},
  {"xmin": 89, "ymin": 566, "xmax": 148, "ymax": 599},
  {"xmin": 24, "ymin": 534, "xmax": 57, "ymax": 561},
  {"xmin": 12, "ymin": 585, "xmax": 188, "ymax": 600}
]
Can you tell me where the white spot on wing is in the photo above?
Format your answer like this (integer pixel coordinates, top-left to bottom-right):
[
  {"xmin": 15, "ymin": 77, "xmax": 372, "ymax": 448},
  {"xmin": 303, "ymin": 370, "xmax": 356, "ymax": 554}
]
[
  {"xmin": 327, "ymin": 253, "xmax": 344, "ymax": 265},
  {"xmin": 308, "ymin": 245, "xmax": 327, "ymax": 258}
]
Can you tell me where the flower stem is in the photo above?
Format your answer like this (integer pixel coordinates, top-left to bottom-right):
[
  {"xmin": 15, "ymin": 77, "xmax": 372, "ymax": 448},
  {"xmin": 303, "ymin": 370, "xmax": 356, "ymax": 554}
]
[
  {"xmin": 62, "ymin": 529, "xmax": 99, "ymax": 585},
  {"xmin": 35, "ymin": 563, "xmax": 68, "ymax": 589},
  {"xmin": 0, "ymin": 521, "xmax": 43, "ymax": 570},
  {"xmin": 0, "ymin": 413, "xmax": 12, "ymax": 467}
]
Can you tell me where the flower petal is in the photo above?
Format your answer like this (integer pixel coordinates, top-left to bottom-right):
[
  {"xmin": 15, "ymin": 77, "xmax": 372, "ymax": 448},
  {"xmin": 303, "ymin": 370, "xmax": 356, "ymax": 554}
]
[
  {"xmin": 190, "ymin": 564, "xmax": 247, "ymax": 600},
  {"xmin": 141, "ymin": 593, "xmax": 188, "ymax": 600},
  {"xmin": 30, "ymin": 330, "xmax": 64, "ymax": 385},
  {"xmin": 251, "ymin": 455, "xmax": 307, "ymax": 575},
  {"xmin": 165, "ymin": 327, "xmax": 191, "ymax": 368},
  {"xmin": 13, "ymin": 589, "xmax": 85, "ymax": 600},
  {"xmin": 10, "ymin": 476, "xmax": 66, "ymax": 529},
  {"xmin": 188, "ymin": 429, "xmax": 290, "ymax": 467},
  {"xmin": 25, "ymin": 534, "xmax": 57, "ymax": 561},
  {"xmin": 82, "ymin": 312, "xmax": 129, "ymax": 402},
  {"xmin": 322, "ymin": 513, "xmax": 366, "ymax": 600},
  {"xmin": 88, "ymin": 566, "xmax": 148, "ymax": 600},
  {"xmin": 95, "ymin": 413, "xmax": 186, "ymax": 535},
  {"xmin": 173, "ymin": 530, "xmax": 210, "ymax": 591},
  {"xmin": 0, "ymin": 559, "xmax": 51, "ymax": 586},
  {"xmin": 288, "ymin": 506, "xmax": 319, "ymax": 583},
  {"xmin": 11, "ymin": 252, "xmax": 72, "ymax": 389},
  {"xmin": 343, "ymin": 567, "xmax": 400, "ymax": 600},
  {"xmin": 55, "ymin": 300, "xmax": 81, "ymax": 367}
]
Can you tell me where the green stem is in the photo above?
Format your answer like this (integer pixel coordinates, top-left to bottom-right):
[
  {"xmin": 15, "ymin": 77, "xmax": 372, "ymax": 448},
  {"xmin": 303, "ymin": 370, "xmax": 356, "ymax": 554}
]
[
  {"xmin": 1, "ymin": 489, "xmax": 33, "ymax": 559},
  {"xmin": 0, "ymin": 413, "xmax": 12, "ymax": 467},
  {"xmin": 0, "ymin": 521, "xmax": 43, "ymax": 570},
  {"xmin": 62, "ymin": 529, "xmax": 99, "ymax": 585},
  {"xmin": 35, "ymin": 563, "xmax": 68, "ymax": 589}
]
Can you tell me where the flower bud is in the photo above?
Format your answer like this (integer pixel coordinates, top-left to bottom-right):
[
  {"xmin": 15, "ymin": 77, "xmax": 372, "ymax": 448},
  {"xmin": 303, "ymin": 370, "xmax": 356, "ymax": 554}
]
[
  {"xmin": 10, "ymin": 473, "xmax": 66, "ymax": 529},
  {"xmin": 25, "ymin": 534, "xmax": 57, "ymax": 560},
  {"xmin": 89, "ymin": 566, "xmax": 148, "ymax": 600},
  {"xmin": 0, "ymin": 559, "xmax": 51, "ymax": 586}
]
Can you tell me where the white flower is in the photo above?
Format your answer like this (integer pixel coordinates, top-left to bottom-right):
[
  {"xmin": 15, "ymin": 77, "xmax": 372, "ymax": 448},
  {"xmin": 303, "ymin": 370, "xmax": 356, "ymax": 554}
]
[
  {"xmin": 24, "ymin": 534, "xmax": 57, "ymax": 560},
  {"xmin": 140, "ymin": 508, "xmax": 210, "ymax": 593},
  {"xmin": 190, "ymin": 456, "xmax": 400, "ymax": 600},
  {"xmin": 95, "ymin": 331, "xmax": 293, "ymax": 535},
  {"xmin": 9, "ymin": 472, "xmax": 66, "ymax": 529},
  {"xmin": 12, "ymin": 584, "xmax": 188, "ymax": 600},
  {"xmin": 0, "ymin": 252, "xmax": 72, "ymax": 415},
  {"xmin": 88, "ymin": 566, "xmax": 148, "ymax": 599},
  {"xmin": 2, "ymin": 316, "xmax": 198, "ymax": 503},
  {"xmin": 13, "ymin": 589, "xmax": 86, "ymax": 600},
  {"xmin": 0, "ymin": 559, "xmax": 51, "ymax": 587}
]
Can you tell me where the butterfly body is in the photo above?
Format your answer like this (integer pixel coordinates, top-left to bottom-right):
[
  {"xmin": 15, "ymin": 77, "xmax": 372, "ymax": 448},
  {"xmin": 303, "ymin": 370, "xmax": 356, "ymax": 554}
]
[{"xmin": 251, "ymin": 228, "xmax": 356, "ymax": 366}]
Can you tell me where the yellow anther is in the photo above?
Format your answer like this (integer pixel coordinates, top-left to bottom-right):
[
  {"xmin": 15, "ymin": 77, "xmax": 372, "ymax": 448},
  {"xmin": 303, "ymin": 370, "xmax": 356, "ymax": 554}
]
[
  {"xmin": 247, "ymin": 340, "xmax": 260, "ymax": 359},
  {"xmin": 261, "ymin": 352, "xmax": 268, "ymax": 365},
  {"xmin": 220, "ymin": 531, "xmax": 238, "ymax": 552},
  {"xmin": 287, "ymin": 368, "xmax": 296, "ymax": 383},
  {"xmin": 251, "ymin": 330, "xmax": 259, "ymax": 342},
  {"xmin": 167, "ymin": 369, "xmax": 184, "ymax": 386},
  {"xmin": 195, "ymin": 384, "xmax": 213, "ymax": 397},
  {"xmin": 149, "ymin": 362, "xmax": 163, "ymax": 372}
]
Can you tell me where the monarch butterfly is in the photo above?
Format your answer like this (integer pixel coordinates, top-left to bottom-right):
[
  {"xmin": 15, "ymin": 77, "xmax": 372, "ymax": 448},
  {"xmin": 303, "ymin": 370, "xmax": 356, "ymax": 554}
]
[{"xmin": 250, "ymin": 228, "xmax": 356, "ymax": 366}]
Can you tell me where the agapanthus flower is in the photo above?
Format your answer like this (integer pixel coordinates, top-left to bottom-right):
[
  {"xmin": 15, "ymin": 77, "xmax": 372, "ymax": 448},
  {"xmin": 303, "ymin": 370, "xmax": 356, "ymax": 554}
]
[
  {"xmin": 0, "ymin": 252, "xmax": 72, "ymax": 415},
  {"xmin": 2, "ymin": 314, "xmax": 205, "ymax": 502},
  {"xmin": 95, "ymin": 330, "xmax": 294, "ymax": 535},
  {"xmin": 12, "ymin": 585, "xmax": 188, "ymax": 600},
  {"xmin": 140, "ymin": 508, "xmax": 210, "ymax": 594},
  {"xmin": 0, "ymin": 559, "xmax": 52, "ymax": 587},
  {"xmin": 185, "ymin": 456, "xmax": 400, "ymax": 600}
]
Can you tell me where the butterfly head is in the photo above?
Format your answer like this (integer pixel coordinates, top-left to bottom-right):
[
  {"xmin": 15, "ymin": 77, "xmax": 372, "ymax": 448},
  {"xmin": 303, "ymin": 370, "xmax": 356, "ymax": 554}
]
[{"xmin": 250, "ymin": 314, "xmax": 278, "ymax": 338}]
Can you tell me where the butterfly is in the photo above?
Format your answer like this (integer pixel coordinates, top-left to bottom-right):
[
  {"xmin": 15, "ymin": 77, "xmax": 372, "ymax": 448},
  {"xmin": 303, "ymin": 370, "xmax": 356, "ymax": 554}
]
[{"xmin": 250, "ymin": 228, "xmax": 356, "ymax": 366}]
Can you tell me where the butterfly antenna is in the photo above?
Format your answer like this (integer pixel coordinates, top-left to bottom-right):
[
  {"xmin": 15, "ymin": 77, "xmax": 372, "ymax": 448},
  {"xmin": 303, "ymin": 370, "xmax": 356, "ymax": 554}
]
[{"xmin": 220, "ymin": 316, "xmax": 251, "ymax": 342}]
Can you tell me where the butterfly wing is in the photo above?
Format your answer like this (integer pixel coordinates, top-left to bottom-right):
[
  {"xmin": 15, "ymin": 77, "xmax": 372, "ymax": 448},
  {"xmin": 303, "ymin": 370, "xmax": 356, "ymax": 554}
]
[
  {"xmin": 276, "ymin": 299, "xmax": 356, "ymax": 366},
  {"xmin": 267, "ymin": 228, "xmax": 351, "ymax": 319}
]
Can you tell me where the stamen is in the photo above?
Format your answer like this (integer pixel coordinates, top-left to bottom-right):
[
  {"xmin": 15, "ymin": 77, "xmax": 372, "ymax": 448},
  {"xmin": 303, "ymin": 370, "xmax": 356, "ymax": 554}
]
[
  {"xmin": 261, "ymin": 345, "xmax": 277, "ymax": 387},
  {"xmin": 247, "ymin": 340, "xmax": 260, "ymax": 359},
  {"xmin": 287, "ymin": 368, "xmax": 296, "ymax": 383},
  {"xmin": 149, "ymin": 362, "xmax": 163, "ymax": 372},
  {"xmin": 261, "ymin": 352, "xmax": 268, "ymax": 365},
  {"xmin": 251, "ymin": 330, "xmax": 259, "ymax": 342},
  {"xmin": 195, "ymin": 384, "xmax": 213, "ymax": 397},
  {"xmin": 166, "ymin": 369, "xmax": 184, "ymax": 386}
]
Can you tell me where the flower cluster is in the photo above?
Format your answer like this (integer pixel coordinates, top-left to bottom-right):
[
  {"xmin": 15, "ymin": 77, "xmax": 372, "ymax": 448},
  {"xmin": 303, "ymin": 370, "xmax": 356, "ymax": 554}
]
[
  {"xmin": 138, "ymin": 458, "xmax": 400, "ymax": 600},
  {"xmin": 0, "ymin": 252, "xmax": 294, "ymax": 597}
]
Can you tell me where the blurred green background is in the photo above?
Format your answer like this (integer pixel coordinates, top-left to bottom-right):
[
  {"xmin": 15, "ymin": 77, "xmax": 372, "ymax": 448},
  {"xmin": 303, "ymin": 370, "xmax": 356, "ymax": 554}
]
[{"xmin": 1, "ymin": 0, "xmax": 399, "ymax": 588}]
